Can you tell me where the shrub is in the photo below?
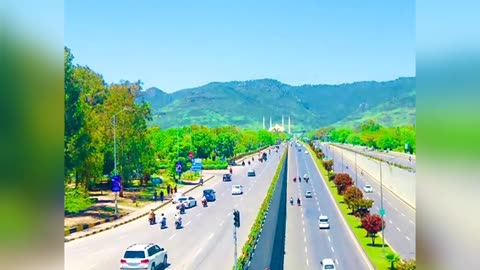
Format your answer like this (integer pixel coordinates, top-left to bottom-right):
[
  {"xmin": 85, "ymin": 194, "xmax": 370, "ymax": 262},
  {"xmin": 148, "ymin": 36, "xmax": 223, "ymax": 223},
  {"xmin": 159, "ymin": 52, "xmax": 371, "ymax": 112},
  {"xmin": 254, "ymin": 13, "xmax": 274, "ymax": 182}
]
[{"xmin": 333, "ymin": 173, "xmax": 354, "ymax": 195}]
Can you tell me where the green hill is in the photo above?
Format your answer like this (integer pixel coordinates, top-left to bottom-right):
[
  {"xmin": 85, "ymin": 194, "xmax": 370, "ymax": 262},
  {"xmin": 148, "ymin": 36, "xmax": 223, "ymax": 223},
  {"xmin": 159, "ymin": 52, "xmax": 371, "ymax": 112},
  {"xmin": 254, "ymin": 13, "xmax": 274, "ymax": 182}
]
[{"xmin": 136, "ymin": 77, "xmax": 415, "ymax": 130}]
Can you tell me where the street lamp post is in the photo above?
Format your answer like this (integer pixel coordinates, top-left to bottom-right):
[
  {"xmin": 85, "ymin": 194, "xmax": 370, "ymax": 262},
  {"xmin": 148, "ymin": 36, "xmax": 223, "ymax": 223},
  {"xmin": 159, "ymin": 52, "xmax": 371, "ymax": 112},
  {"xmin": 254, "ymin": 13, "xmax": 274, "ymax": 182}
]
[
  {"xmin": 380, "ymin": 160, "xmax": 385, "ymax": 257},
  {"xmin": 112, "ymin": 107, "xmax": 131, "ymax": 216},
  {"xmin": 355, "ymin": 152, "xmax": 358, "ymax": 185}
]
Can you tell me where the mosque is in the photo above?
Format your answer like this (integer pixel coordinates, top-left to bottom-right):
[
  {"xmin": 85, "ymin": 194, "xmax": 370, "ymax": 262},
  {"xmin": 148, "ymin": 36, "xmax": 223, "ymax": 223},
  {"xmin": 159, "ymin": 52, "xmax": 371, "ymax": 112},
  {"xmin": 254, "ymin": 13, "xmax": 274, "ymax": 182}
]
[{"xmin": 263, "ymin": 115, "xmax": 291, "ymax": 133}]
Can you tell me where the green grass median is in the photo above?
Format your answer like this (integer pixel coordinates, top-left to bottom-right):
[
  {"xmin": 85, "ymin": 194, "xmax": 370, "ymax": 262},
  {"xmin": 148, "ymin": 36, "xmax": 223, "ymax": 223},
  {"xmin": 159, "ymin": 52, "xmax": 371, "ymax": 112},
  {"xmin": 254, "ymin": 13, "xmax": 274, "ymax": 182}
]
[{"xmin": 306, "ymin": 144, "xmax": 395, "ymax": 270}]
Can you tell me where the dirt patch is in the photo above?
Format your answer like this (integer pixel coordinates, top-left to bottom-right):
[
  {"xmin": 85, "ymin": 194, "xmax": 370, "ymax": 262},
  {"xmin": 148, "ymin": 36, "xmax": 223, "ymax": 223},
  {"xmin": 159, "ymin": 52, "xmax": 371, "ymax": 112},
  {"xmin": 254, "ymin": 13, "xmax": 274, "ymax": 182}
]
[{"xmin": 64, "ymin": 205, "xmax": 131, "ymax": 228}]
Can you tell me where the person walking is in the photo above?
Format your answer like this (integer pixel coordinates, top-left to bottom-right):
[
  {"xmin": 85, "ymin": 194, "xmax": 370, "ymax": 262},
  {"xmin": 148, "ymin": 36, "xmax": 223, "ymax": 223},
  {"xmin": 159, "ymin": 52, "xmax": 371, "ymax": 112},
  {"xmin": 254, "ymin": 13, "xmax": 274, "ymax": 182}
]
[
  {"xmin": 174, "ymin": 185, "xmax": 177, "ymax": 193},
  {"xmin": 167, "ymin": 185, "xmax": 171, "ymax": 195},
  {"xmin": 159, "ymin": 190, "xmax": 164, "ymax": 202}
]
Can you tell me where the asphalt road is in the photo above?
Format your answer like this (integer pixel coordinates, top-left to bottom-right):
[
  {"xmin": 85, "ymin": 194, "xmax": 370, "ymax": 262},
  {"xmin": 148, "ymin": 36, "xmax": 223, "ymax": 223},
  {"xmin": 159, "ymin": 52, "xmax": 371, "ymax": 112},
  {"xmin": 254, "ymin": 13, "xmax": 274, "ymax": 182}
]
[
  {"xmin": 330, "ymin": 143, "xmax": 416, "ymax": 171},
  {"xmin": 65, "ymin": 145, "xmax": 286, "ymax": 270},
  {"xmin": 284, "ymin": 145, "xmax": 373, "ymax": 270},
  {"xmin": 320, "ymin": 143, "xmax": 416, "ymax": 260}
]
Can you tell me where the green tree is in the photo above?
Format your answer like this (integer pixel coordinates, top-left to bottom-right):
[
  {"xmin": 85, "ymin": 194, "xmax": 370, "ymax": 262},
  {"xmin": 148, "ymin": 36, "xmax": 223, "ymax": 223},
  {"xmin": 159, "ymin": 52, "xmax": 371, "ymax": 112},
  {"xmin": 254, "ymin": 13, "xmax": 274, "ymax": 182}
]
[{"xmin": 385, "ymin": 253, "xmax": 401, "ymax": 270}]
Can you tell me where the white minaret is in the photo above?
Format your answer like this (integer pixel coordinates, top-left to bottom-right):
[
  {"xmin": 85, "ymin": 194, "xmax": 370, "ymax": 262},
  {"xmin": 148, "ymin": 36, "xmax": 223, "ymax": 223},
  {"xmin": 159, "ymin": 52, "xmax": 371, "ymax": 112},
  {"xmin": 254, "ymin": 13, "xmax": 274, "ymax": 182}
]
[
  {"xmin": 263, "ymin": 116, "xmax": 265, "ymax": 129},
  {"xmin": 282, "ymin": 115, "xmax": 284, "ymax": 129},
  {"xmin": 270, "ymin": 117, "xmax": 272, "ymax": 130},
  {"xmin": 288, "ymin": 116, "xmax": 291, "ymax": 133}
]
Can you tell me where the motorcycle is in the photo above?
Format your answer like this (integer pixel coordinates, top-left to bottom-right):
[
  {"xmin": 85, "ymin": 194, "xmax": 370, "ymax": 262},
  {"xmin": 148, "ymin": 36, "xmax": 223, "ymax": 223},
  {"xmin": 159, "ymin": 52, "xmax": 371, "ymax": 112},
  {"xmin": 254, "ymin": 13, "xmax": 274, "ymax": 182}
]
[
  {"xmin": 149, "ymin": 215, "xmax": 156, "ymax": 225},
  {"xmin": 175, "ymin": 219, "xmax": 183, "ymax": 229},
  {"xmin": 290, "ymin": 198, "xmax": 294, "ymax": 205},
  {"xmin": 160, "ymin": 217, "xmax": 167, "ymax": 229}
]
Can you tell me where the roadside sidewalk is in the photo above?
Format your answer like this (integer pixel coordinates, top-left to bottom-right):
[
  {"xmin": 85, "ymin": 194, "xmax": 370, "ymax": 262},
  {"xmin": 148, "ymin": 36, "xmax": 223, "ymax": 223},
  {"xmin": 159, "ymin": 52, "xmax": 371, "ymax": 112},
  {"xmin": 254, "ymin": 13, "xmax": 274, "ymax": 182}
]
[{"xmin": 64, "ymin": 173, "xmax": 216, "ymax": 242}]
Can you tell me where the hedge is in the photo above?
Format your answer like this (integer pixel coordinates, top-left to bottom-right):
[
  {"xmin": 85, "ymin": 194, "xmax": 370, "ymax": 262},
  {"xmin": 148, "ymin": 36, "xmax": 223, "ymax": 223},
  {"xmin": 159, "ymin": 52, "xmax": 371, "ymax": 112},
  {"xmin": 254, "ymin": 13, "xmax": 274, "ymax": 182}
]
[{"xmin": 234, "ymin": 147, "xmax": 287, "ymax": 269}]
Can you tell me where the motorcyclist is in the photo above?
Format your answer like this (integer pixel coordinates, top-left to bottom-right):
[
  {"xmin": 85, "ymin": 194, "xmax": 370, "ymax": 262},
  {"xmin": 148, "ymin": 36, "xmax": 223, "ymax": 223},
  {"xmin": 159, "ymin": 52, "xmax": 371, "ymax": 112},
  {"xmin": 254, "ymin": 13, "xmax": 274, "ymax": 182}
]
[
  {"xmin": 202, "ymin": 195, "xmax": 207, "ymax": 207},
  {"xmin": 242, "ymin": 161, "xmax": 245, "ymax": 166},
  {"xmin": 199, "ymin": 177, "xmax": 204, "ymax": 186},
  {"xmin": 160, "ymin": 213, "xmax": 166, "ymax": 228},
  {"xmin": 290, "ymin": 197, "xmax": 294, "ymax": 205},
  {"xmin": 148, "ymin": 209, "xmax": 156, "ymax": 223},
  {"xmin": 293, "ymin": 177, "xmax": 296, "ymax": 182},
  {"xmin": 297, "ymin": 198, "xmax": 301, "ymax": 206},
  {"xmin": 174, "ymin": 213, "xmax": 182, "ymax": 227}
]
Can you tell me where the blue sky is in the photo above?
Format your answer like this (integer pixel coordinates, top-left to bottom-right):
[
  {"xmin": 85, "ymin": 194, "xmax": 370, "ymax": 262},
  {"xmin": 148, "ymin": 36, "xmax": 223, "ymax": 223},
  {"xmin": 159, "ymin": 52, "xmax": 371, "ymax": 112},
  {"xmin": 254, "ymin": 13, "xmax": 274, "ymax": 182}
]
[{"xmin": 65, "ymin": 0, "xmax": 415, "ymax": 93}]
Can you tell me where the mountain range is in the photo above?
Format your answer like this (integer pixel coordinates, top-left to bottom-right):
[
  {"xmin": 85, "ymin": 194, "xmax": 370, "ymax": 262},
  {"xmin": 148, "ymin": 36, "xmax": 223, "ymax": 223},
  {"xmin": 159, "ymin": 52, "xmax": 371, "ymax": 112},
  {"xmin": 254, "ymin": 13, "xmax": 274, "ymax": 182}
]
[{"xmin": 136, "ymin": 77, "xmax": 416, "ymax": 131}]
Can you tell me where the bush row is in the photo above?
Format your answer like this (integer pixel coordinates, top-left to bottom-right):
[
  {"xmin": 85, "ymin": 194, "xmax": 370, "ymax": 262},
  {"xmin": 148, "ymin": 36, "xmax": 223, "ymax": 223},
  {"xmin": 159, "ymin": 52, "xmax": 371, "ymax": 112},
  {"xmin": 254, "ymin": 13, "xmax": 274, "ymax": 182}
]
[{"xmin": 235, "ymin": 148, "xmax": 287, "ymax": 269}]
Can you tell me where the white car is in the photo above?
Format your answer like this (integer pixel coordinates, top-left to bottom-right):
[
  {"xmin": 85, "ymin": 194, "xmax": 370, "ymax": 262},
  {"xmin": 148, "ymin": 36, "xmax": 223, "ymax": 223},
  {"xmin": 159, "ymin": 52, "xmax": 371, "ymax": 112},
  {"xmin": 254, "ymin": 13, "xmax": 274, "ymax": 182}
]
[
  {"xmin": 305, "ymin": 150, "xmax": 308, "ymax": 154},
  {"xmin": 318, "ymin": 215, "xmax": 330, "ymax": 229},
  {"xmin": 363, "ymin": 185, "xmax": 373, "ymax": 193},
  {"xmin": 321, "ymin": 258, "xmax": 336, "ymax": 269},
  {"xmin": 305, "ymin": 191, "xmax": 313, "ymax": 198},
  {"xmin": 120, "ymin": 243, "xmax": 168, "ymax": 270},
  {"xmin": 178, "ymin": 196, "xmax": 197, "ymax": 208},
  {"xmin": 171, "ymin": 192, "xmax": 185, "ymax": 204},
  {"xmin": 231, "ymin": 185, "xmax": 243, "ymax": 195}
]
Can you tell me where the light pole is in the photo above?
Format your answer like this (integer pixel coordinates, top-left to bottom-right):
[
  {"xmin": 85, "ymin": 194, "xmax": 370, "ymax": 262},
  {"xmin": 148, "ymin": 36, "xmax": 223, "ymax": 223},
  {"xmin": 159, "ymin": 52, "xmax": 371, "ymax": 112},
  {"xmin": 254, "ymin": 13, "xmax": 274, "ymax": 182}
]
[
  {"xmin": 380, "ymin": 160, "xmax": 385, "ymax": 257},
  {"xmin": 355, "ymin": 152, "xmax": 358, "ymax": 185},
  {"xmin": 112, "ymin": 107, "xmax": 131, "ymax": 216}
]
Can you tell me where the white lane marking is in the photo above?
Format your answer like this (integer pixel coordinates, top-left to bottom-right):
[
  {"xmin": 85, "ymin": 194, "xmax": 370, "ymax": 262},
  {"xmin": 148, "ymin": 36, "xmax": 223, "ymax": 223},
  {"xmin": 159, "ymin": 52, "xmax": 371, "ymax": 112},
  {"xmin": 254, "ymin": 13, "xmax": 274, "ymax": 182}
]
[
  {"xmin": 335, "ymin": 259, "xmax": 339, "ymax": 265},
  {"xmin": 193, "ymin": 248, "xmax": 201, "ymax": 257},
  {"xmin": 303, "ymin": 227, "xmax": 305, "ymax": 233},
  {"xmin": 302, "ymin": 219, "xmax": 305, "ymax": 226},
  {"xmin": 240, "ymin": 197, "xmax": 244, "ymax": 201},
  {"xmin": 305, "ymin": 247, "xmax": 308, "ymax": 253},
  {"xmin": 317, "ymin": 201, "xmax": 320, "ymax": 206},
  {"xmin": 331, "ymin": 247, "xmax": 335, "ymax": 253},
  {"xmin": 304, "ymin": 236, "xmax": 307, "ymax": 242},
  {"xmin": 306, "ymin": 259, "xmax": 309, "ymax": 266},
  {"xmin": 184, "ymin": 221, "xmax": 192, "ymax": 227},
  {"xmin": 401, "ymin": 212, "xmax": 406, "ymax": 217},
  {"xmin": 89, "ymin": 263, "xmax": 97, "ymax": 269},
  {"xmin": 318, "ymin": 207, "xmax": 321, "ymax": 212},
  {"xmin": 226, "ymin": 213, "xmax": 230, "ymax": 218},
  {"xmin": 394, "ymin": 207, "xmax": 399, "ymax": 212},
  {"xmin": 208, "ymin": 232, "xmax": 215, "ymax": 240},
  {"xmin": 389, "ymin": 220, "xmax": 393, "ymax": 224},
  {"xmin": 409, "ymin": 220, "xmax": 415, "ymax": 225},
  {"xmin": 327, "ymin": 236, "xmax": 331, "ymax": 242},
  {"xmin": 196, "ymin": 213, "xmax": 202, "ymax": 217},
  {"xmin": 406, "ymin": 236, "xmax": 411, "ymax": 241},
  {"xmin": 167, "ymin": 233, "xmax": 176, "ymax": 240},
  {"xmin": 396, "ymin": 227, "xmax": 401, "ymax": 232},
  {"xmin": 219, "ymin": 220, "xmax": 225, "ymax": 226}
]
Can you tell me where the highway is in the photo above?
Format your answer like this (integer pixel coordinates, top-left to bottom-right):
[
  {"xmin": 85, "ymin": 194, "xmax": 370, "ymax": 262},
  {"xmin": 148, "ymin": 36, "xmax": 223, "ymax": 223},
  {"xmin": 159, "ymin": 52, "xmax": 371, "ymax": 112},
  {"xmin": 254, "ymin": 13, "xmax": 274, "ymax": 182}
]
[
  {"xmin": 284, "ymin": 145, "xmax": 373, "ymax": 270},
  {"xmin": 330, "ymin": 143, "xmax": 416, "ymax": 171},
  {"xmin": 65, "ymin": 145, "xmax": 286, "ymax": 270},
  {"xmin": 320, "ymin": 143, "xmax": 416, "ymax": 260}
]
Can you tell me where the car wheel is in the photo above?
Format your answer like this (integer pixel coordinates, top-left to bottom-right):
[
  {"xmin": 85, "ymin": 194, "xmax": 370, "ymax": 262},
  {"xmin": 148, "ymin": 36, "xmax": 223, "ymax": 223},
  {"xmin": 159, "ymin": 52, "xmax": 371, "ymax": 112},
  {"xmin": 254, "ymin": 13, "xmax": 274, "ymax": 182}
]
[{"xmin": 163, "ymin": 255, "xmax": 168, "ymax": 265}]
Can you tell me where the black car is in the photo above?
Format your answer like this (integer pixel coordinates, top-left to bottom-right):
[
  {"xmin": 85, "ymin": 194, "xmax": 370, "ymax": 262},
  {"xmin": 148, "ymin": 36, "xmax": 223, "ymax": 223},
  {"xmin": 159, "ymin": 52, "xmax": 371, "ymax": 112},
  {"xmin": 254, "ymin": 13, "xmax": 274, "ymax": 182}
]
[
  {"xmin": 223, "ymin": 173, "xmax": 232, "ymax": 182},
  {"xmin": 203, "ymin": 189, "xmax": 216, "ymax": 202}
]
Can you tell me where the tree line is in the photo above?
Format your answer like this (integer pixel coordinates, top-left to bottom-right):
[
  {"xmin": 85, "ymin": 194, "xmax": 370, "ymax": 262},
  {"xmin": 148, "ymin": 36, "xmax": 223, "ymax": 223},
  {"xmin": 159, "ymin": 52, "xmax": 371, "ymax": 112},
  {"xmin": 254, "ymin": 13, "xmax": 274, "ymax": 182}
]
[
  {"xmin": 308, "ymin": 119, "xmax": 416, "ymax": 154},
  {"xmin": 65, "ymin": 47, "xmax": 287, "ymax": 195}
]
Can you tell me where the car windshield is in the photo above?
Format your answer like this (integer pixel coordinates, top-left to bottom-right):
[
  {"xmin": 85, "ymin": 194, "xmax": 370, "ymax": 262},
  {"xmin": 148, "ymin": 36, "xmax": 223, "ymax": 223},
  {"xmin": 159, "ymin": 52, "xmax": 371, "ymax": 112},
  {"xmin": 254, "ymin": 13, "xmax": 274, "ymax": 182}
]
[
  {"xmin": 124, "ymin": 250, "xmax": 145, "ymax": 258},
  {"xmin": 320, "ymin": 219, "xmax": 328, "ymax": 222},
  {"xmin": 365, "ymin": 185, "xmax": 371, "ymax": 188},
  {"xmin": 178, "ymin": 198, "xmax": 187, "ymax": 202},
  {"xmin": 324, "ymin": 264, "xmax": 335, "ymax": 269},
  {"xmin": 204, "ymin": 190, "xmax": 213, "ymax": 195}
]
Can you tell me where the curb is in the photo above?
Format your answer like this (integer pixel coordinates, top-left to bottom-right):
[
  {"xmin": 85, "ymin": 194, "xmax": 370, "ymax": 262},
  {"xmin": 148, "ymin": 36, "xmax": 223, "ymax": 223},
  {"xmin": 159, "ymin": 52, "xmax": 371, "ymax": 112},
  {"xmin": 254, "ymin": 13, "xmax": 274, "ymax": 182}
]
[{"xmin": 64, "ymin": 174, "xmax": 216, "ymax": 242}]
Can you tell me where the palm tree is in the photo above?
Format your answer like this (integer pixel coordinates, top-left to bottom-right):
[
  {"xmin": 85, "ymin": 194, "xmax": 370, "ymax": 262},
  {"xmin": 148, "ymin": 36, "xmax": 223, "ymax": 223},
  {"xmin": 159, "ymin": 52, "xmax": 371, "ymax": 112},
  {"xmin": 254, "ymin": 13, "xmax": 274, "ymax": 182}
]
[{"xmin": 385, "ymin": 253, "xmax": 401, "ymax": 269}]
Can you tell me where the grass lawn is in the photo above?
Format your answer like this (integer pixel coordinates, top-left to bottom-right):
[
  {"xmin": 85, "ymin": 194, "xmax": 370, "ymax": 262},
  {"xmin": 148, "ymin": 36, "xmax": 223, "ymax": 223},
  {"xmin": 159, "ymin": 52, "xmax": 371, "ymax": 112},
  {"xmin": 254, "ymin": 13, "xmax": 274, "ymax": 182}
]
[{"xmin": 307, "ymin": 144, "xmax": 394, "ymax": 270}]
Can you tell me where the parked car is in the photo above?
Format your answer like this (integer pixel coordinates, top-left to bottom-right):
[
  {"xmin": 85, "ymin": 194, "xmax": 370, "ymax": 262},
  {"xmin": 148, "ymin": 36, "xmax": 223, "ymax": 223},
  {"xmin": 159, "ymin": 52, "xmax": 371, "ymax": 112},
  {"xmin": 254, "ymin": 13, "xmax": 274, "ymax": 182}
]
[
  {"xmin": 305, "ymin": 191, "xmax": 313, "ymax": 198},
  {"xmin": 363, "ymin": 184, "xmax": 373, "ymax": 193},
  {"xmin": 231, "ymin": 185, "xmax": 243, "ymax": 195},
  {"xmin": 177, "ymin": 196, "xmax": 197, "ymax": 208},
  {"xmin": 247, "ymin": 169, "xmax": 256, "ymax": 177},
  {"xmin": 120, "ymin": 243, "xmax": 167, "ymax": 270},
  {"xmin": 203, "ymin": 189, "xmax": 216, "ymax": 201},
  {"xmin": 318, "ymin": 215, "xmax": 330, "ymax": 229},
  {"xmin": 321, "ymin": 258, "xmax": 336, "ymax": 269},
  {"xmin": 223, "ymin": 173, "xmax": 232, "ymax": 182}
]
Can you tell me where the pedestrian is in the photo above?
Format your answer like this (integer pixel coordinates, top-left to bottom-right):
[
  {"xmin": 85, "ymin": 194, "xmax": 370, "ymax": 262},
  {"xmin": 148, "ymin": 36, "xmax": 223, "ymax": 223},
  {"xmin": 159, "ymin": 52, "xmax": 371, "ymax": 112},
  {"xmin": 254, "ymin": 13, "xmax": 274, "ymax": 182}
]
[
  {"xmin": 159, "ymin": 190, "xmax": 164, "ymax": 202},
  {"xmin": 167, "ymin": 185, "xmax": 171, "ymax": 195},
  {"xmin": 153, "ymin": 190, "xmax": 158, "ymax": 201},
  {"xmin": 174, "ymin": 185, "xmax": 177, "ymax": 193}
]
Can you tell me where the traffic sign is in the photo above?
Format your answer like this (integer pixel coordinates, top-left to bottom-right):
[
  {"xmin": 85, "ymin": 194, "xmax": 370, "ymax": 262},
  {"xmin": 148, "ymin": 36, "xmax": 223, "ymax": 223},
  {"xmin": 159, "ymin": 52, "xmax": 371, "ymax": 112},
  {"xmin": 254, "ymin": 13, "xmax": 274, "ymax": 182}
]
[
  {"xmin": 111, "ymin": 175, "xmax": 121, "ymax": 192},
  {"xmin": 379, "ymin": 208, "xmax": 385, "ymax": 216},
  {"xmin": 176, "ymin": 163, "xmax": 182, "ymax": 173},
  {"xmin": 191, "ymin": 165, "xmax": 202, "ymax": 172}
]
